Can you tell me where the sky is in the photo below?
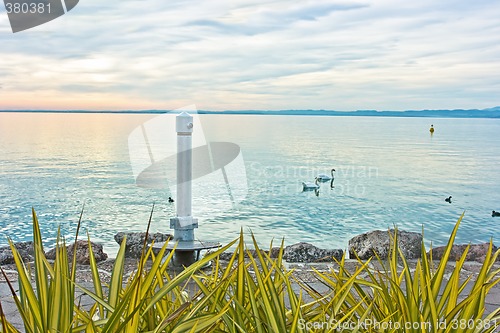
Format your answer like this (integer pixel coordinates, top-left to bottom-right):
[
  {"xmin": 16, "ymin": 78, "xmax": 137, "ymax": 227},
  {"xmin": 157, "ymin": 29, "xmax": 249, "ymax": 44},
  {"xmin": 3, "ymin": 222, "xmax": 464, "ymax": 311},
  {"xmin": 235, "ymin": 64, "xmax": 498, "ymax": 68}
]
[{"xmin": 1, "ymin": 0, "xmax": 499, "ymax": 111}]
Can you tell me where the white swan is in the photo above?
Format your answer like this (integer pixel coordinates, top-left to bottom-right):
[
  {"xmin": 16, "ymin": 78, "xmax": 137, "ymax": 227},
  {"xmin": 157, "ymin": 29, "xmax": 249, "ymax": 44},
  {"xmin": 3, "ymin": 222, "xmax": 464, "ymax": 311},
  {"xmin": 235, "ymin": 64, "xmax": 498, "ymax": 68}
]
[
  {"xmin": 317, "ymin": 168, "xmax": 335, "ymax": 182},
  {"xmin": 302, "ymin": 177, "xmax": 320, "ymax": 191}
]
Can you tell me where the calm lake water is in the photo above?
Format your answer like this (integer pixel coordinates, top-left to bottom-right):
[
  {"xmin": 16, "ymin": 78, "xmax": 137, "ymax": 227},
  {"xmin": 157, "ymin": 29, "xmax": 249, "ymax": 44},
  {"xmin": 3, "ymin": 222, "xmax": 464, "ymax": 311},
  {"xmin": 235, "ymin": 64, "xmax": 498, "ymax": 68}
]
[{"xmin": 1, "ymin": 112, "xmax": 499, "ymax": 256}]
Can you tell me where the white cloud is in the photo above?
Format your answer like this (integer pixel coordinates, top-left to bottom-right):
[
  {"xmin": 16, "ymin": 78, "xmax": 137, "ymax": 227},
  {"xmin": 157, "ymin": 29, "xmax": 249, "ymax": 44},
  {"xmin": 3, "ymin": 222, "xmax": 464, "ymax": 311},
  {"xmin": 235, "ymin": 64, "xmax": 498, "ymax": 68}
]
[{"xmin": 0, "ymin": 0, "xmax": 499, "ymax": 110}]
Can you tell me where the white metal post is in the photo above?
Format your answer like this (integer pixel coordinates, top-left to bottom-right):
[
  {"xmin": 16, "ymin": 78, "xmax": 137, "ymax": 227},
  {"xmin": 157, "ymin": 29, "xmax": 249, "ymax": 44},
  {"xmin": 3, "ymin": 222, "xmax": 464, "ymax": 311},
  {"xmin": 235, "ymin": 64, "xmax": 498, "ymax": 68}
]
[
  {"xmin": 171, "ymin": 112, "xmax": 198, "ymax": 243},
  {"xmin": 152, "ymin": 111, "xmax": 220, "ymax": 268},
  {"xmin": 177, "ymin": 112, "xmax": 192, "ymax": 219}
]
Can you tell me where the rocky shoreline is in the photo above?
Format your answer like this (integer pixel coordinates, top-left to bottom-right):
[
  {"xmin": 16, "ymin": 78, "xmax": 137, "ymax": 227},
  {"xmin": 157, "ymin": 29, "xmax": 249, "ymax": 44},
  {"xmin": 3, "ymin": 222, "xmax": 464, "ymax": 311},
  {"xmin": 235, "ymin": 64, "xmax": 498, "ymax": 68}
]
[{"xmin": 1, "ymin": 228, "xmax": 498, "ymax": 283}]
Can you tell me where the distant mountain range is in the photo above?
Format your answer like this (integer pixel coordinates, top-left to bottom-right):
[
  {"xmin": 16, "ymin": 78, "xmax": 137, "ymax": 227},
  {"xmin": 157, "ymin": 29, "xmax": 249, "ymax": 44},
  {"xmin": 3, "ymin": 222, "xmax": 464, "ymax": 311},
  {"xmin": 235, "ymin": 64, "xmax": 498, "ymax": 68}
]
[
  {"xmin": 2, "ymin": 107, "xmax": 500, "ymax": 118},
  {"xmin": 198, "ymin": 106, "xmax": 500, "ymax": 118}
]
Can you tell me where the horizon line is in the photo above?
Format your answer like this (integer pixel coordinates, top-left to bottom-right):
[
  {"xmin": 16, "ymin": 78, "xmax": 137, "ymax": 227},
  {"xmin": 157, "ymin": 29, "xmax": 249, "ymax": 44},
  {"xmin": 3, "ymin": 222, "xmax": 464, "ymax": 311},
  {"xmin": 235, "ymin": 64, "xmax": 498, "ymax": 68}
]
[{"xmin": 0, "ymin": 106, "xmax": 499, "ymax": 114}]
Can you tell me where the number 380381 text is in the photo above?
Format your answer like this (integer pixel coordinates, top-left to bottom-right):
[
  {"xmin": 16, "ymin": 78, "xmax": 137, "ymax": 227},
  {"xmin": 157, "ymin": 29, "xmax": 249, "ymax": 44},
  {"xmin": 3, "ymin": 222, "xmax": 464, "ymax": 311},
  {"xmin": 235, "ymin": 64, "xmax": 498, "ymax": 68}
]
[{"xmin": 5, "ymin": 2, "xmax": 51, "ymax": 14}]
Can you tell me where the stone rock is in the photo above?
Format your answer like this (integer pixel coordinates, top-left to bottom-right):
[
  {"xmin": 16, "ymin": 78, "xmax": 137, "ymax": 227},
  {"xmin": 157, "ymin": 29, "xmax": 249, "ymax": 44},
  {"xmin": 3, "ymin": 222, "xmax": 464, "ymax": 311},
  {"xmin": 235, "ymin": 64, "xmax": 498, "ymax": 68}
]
[
  {"xmin": 348, "ymin": 229, "xmax": 422, "ymax": 260},
  {"xmin": 114, "ymin": 232, "xmax": 172, "ymax": 258},
  {"xmin": 45, "ymin": 240, "xmax": 108, "ymax": 265},
  {"xmin": 429, "ymin": 243, "xmax": 498, "ymax": 263},
  {"xmin": 0, "ymin": 241, "xmax": 34, "ymax": 265},
  {"xmin": 283, "ymin": 242, "xmax": 343, "ymax": 263}
]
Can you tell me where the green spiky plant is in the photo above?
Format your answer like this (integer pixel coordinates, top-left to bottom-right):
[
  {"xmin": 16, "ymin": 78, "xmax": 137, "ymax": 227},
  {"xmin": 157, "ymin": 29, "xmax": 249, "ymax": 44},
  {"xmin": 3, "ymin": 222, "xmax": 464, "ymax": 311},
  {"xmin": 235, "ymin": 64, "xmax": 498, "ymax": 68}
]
[
  {"xmin": 186, "ymin": 230, "xmax": 382, "ymax": 333},
  {"xmin": 310, "ymin": 212, "xmax": 500, "ymax": 332},
  {"xmin": 2, "ymin": 210, "xmax": 500, "ymax": 333},
  {"xmin": 0, "ymin": 208, "xmax": 82, "ymax": 333},
  {"xmin": 188, "ymin": 232, "xmax": 310, "ymax": 332},
  {"xmin": 72, "ymin": 211, "xmax": 235, "ymax": 333},
  {"xmin": 0, "ymin": 207, "xmax": 232, "ymax": 333}
]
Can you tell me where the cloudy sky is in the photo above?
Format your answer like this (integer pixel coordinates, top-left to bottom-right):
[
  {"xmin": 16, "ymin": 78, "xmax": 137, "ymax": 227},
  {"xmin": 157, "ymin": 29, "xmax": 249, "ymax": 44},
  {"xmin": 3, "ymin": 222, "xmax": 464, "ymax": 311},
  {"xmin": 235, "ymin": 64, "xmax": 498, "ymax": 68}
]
[{"xmin": 1, "ymin": 0, "xmax": 499, "ymax": 111}]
